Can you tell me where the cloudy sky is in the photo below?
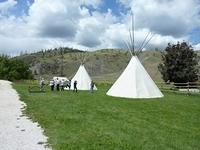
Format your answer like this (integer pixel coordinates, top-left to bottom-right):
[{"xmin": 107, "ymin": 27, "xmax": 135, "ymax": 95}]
[{"xmin": 0, "ymin": 0, "xmax": 200, "ymax": 55}]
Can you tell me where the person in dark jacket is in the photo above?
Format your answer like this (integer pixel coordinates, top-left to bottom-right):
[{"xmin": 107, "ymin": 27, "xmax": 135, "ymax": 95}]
[
  {"xmin": 90, "ymin": 80, "xmax": 95, "ymax": 93},
  {"xmin": 73, "ymin": 80, "xmax": 77, "ymax": 92}
]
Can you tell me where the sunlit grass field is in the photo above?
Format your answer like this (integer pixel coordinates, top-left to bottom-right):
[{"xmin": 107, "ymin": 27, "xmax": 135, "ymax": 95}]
[{"xmin": 13, "ymin": 81, "xmax": 200, "ymax": 150}]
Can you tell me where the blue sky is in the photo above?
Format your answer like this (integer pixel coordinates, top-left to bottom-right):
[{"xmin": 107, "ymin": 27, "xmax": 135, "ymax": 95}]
[
  {"xmin": 82, "ymin": 0, "xmax": 130, "ymax": 19},
  {"xmin": 9, "ymin": 0, "xmax": 33, "ymax": 16},
  {"xmin": 0, "ymin": 0, "xmax": 200, "ymax": 55},
  {"xmin": 99, "ymin": 0, "xmax": 130, "ymax": 17},
  {"xmin": 8, "ymin": 0, "xmax": 129, "ymax": 17},
  {"xmin": 189, "ymin": 28, "xmax": 200, "ymax": 44}
]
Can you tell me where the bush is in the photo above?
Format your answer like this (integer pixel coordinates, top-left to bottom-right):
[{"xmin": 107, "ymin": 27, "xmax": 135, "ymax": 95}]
[
  {"xmin": 0, "ymin": 55, "xmax": 33, "ymax": 81},
  {"xmin": 158, "ymin": 42, "xmax": 199, "ymax": 83}
]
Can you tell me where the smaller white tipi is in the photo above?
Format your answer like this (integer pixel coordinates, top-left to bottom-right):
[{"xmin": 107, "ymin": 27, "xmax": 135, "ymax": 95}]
[
  {"xmin": 71, "ymin": 53, "xmax": 97, "ymax": 90},
  {"xmin": 71, "ymin": 64, "xmax": 97, "ymax": 90}
]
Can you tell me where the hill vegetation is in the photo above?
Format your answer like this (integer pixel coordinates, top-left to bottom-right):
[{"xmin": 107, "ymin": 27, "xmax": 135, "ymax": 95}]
[
  {"xmin": 16, "ymin": 47, "xmax": 163, "ymax": 82},
  {"xmin": 0, "ymin": 55, "xmax": 33, "ymax": 81},
  {"xmin": 15, "ymin": 47, "xmax": 200, "ymax": 82}
]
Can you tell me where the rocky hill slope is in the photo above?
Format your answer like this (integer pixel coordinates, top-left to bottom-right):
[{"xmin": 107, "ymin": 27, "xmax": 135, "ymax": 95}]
[{"xmin": 16, "ymin": 47, "xmax": 200, "ymax": 83}]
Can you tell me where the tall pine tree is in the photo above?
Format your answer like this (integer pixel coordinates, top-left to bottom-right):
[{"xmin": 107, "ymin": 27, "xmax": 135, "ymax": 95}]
[{"xmin": 158, "ymin": 42, "xmax": 199, "ymax": 83}]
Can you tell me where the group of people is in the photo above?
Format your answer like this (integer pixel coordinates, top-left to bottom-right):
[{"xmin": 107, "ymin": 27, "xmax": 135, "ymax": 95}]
[
  {"xmin": 49, "ymin": 78, "xmax": 72, "ymax": 91},
  {"xmin": 40, "ymin": 77, "xmax": 95, "ymax": 93}
]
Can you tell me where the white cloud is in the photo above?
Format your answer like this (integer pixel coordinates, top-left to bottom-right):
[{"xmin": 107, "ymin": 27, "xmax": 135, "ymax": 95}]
[
  {"xmin": 0, "ymin": 36, "xmax": 49, "ymax": 55},
  {"xmin": 101, "ymin": 23, "xmax": 185, "ymax": 51},
  {"xmin": 76, "ymin": 9, "xmax": 117, "ymax": 47},
  {"xmin": 194, "ymin": 43, "xmax": 200, "ymax": 50},
  {"xmin": 102, "ymin": 23, "xmax": 128, "ymax": 48},
  {"xmin": 26, "ymin": 0, "xmax": 82, "ymax": 39},
  {"xmin": 120, "ymin": 0, "xmax": 200, "ymax": 37},
  {"xmin": 0, "ymin": 16, "xmax": 29, "ymax": 38},
  {"xmin": 0, "ymin": 0, "xmax": 199, "ymax": 55},
  {"xmin": 82, "ymin": 0, "xmax": 101, "ymax": 8}
]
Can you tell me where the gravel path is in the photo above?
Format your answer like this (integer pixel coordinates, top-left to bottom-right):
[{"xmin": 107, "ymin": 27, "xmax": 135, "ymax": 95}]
[{"xmin": 0, "ymin": 80, "xmax": 51, "ymax": 150}]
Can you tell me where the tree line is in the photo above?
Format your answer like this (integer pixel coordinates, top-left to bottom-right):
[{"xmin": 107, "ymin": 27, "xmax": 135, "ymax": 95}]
[
  {"xmin": 0, "ymin": 42, "xmax": 199, "ymax": 82},
  {"xmin": 0, "ymin": 55, "xmax": 33, "ymax": 81}
]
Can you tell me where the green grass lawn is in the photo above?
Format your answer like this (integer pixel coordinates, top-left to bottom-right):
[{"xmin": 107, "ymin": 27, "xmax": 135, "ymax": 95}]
[{"xmin": 13, "ymin": 81, "xmax": 200, "ymax": 150}]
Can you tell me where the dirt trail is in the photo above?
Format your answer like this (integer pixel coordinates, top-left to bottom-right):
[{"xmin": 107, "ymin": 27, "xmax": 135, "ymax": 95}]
[{"xmin": 0, "ymin": 80, "xmax": 51, "ymax": 150}]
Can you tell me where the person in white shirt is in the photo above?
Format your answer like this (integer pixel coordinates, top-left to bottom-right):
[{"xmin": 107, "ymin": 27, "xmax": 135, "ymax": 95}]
[
  {"xmin": 60, "ymin": 79, "xmax": 65, "ymax": 91},
  {"xmin": 49, "ymin": 79, "xmax": 55, "ymax": 91},
  {"xmin": 55, "ymin": 78, "xmax": 60, "ymax": 91},
  {"xmin": 40, "ymin": 78, "xmax": 45, "ymax": 91},
  {"xmin": 66, "ymin": 79, "xmax": 71, "ymax": 90}
]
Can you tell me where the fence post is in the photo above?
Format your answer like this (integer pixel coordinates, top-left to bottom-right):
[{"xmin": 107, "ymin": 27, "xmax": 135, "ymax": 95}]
[
  {"xmin": 187, "ymin": 82, "xmax": 190, "ymax": 95},
  {"xmin": 172, "ymin": 82, "xmax": 175, "ymax": 93}
]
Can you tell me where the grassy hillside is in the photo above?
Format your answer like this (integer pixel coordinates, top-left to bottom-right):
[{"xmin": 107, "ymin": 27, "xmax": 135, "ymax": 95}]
[
  {"xmin": 16, "ymin": 48, "xmax": 200, "ymax": 83},
  {"xmin": 16, "ymin": 48, "xmax": 164, "ymax": 82},
  {"xmin": 14, "ymin": 81, "xmax": 200, "ymax": 150}
]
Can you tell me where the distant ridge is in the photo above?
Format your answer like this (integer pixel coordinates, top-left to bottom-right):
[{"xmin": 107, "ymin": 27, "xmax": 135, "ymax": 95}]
[{"xmin": 14, "ymin": 47, "xmax": 200, "ymax": 83}]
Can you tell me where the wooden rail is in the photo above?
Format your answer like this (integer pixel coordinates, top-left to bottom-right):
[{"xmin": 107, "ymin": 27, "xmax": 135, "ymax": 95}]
[{"xmin": 156, "ymin": 82, "xmax": 200, "ymax": 94}]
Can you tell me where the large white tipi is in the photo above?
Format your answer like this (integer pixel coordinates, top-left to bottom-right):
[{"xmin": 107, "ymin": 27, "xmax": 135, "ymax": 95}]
[
  {"xmin": 106, "ymin": 13, "xmax": 163, "ymax": 99},
  {"xmin": 106, "ymin": 56, "xmax": 163, "ymax": 98},
  {"xmin": 71, "ymin": 65, "xmax": 97, "ymax": 90}
]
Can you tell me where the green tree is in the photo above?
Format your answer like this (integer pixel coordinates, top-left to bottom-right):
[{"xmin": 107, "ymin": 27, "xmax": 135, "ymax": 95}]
[
  {"xmin": 0, "ymin": 55, "xmax": 10, "ymax": 79},
  {"xmin": 0, "ymin": 56, "xmax": 33, "ymax": 81},
  {"xmin": 158, "ymin": 42, "xmax": 199, "ymax": 83},
  {"xmin": 9, "ymin": 59, "xmax": 33, "ymax": 80}
]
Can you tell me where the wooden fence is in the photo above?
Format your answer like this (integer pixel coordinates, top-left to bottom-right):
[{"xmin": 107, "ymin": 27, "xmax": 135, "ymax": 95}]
[{"xmin": 157, "ymin": 82, "xmax": 200, "ymax": 94}]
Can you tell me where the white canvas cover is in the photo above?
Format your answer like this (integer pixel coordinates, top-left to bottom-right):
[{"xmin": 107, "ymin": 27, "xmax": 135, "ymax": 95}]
[
  {"xmin": 71, "ymin": 65, "xmax": 97, "ymax": 90},
  {"xmin": 107, "ymin": 56, "xmax": 163, "ymax": 98}
]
